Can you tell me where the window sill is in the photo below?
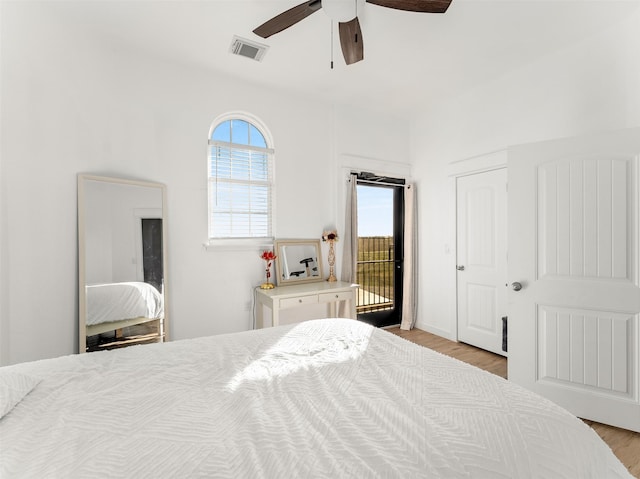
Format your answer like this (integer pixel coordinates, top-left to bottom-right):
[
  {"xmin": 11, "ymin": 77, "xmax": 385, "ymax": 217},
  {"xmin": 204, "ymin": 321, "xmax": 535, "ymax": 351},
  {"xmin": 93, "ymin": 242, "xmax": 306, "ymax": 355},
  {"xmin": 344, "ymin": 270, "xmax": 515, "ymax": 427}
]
[{"xmin": 203, "ymin": 238, "xmax": 274, "ymax": 252}]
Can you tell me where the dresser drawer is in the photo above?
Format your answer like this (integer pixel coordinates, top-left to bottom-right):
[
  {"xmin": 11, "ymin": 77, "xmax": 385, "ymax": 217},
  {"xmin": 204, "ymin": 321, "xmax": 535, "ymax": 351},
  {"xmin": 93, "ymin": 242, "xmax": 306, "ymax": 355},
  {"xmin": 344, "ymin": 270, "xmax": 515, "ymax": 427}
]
[
  {"xmin": 318, "ymin": 291, "xmax": 353, "ymax": 303},
  {"xmin": 279, "ymin": 294, "xmax": 318, "ymax": 309}
]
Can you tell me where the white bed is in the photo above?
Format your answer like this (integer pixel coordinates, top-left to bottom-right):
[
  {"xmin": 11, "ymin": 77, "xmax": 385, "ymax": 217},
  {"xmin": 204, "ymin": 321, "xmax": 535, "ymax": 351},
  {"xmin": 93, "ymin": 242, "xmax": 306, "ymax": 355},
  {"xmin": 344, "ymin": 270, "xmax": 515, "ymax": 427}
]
[
  {"xmin": 0, "ymin": 318, "xmax": 631, "ymax": 478},
  {"xmin": 85, "ymin": 281, "xmax": 164, "ymax": 336}
]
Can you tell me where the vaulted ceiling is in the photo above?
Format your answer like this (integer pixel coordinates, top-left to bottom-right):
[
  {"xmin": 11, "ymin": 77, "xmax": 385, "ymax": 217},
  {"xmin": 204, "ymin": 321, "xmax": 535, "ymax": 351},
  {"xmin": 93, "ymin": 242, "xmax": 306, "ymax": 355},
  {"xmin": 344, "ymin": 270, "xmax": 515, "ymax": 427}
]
[{"xmin": 43, "ymin": 0, "xmax": 638, "ymax": 117}]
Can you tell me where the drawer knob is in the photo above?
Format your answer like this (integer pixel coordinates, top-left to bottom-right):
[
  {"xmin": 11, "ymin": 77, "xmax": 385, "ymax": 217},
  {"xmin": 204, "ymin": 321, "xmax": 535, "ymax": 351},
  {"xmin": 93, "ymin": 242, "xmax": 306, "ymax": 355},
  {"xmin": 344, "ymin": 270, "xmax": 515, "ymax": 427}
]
[
  {"xmin": 298, "ymin": 299, "xmax": 303, "ymax": 303},
  {"xmin": 335, "ymin": 294, "xmax": 339, "ymax": 298}
]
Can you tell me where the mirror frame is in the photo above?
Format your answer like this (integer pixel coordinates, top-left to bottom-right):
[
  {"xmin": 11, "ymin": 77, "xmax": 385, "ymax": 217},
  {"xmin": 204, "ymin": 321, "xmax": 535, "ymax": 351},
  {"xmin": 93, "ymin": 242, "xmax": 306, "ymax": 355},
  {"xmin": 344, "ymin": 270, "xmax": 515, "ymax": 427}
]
[
  {"xmin": 77, "ymin": 174, "xmax": 169, "ymax": 353},
  {"xmin": 273, "ymin": 239, "xmax": 324, "ymax": 286}
]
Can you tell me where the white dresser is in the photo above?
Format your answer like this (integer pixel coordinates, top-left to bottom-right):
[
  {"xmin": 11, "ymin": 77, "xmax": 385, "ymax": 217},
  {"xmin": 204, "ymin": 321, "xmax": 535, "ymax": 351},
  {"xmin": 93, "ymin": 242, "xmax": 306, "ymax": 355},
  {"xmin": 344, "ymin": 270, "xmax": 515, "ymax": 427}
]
[{"xmin": 255, "ymin": 281, "xmax": 358, "ymax": 328}]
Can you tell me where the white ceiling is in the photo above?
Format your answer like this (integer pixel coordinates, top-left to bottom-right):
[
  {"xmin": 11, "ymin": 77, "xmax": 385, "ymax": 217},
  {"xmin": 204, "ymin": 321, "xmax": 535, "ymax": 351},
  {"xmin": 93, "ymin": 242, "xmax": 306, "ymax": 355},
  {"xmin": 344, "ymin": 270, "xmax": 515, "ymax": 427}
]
[{"xmin": 45, "ymin": 0, "xmax": 639, "ymax": 117}]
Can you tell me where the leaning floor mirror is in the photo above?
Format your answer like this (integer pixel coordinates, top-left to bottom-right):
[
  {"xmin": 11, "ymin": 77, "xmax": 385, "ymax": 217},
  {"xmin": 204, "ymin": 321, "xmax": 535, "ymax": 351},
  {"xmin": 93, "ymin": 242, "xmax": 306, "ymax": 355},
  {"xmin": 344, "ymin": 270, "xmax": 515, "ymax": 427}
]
[{"xmin": 78, "ymin": 174, "xmax": 168, "ymax": 353}]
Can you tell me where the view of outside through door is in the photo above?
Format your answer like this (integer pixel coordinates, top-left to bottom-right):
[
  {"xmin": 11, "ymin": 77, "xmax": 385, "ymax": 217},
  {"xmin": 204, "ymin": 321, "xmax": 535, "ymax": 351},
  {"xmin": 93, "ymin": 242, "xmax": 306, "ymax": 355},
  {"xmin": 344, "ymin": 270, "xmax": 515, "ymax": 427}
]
[{"xmin": 356, "ymin": 184, "xmax": 400, "ymax": 325}]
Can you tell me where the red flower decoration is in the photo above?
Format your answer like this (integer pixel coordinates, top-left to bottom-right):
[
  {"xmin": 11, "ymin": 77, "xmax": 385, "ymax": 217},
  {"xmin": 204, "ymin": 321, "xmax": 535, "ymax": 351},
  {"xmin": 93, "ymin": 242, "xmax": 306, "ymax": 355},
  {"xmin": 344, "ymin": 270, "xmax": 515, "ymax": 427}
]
[
  {"xmin": 260, "ymin": 250, "xmax": 277, "ymax": 286},
  {"xmin": 260, "ymin": 250, "xmax": 277, "ymax": 261}
]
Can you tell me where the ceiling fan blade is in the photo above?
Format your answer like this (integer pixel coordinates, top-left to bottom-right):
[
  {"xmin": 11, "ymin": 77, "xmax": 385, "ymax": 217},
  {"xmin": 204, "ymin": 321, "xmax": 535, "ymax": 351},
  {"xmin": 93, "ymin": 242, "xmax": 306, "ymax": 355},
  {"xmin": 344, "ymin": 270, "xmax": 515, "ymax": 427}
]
[
  {"xmin": 339, "ymin": 17, "xmax": 364, "ymax": 65},
  {"xmin": 366, "ymin": 0, "xmax": 451, "ymax": 13},
  {"xmin": 253, "ymin": 1, "xmax": 322, "ymax": 39}
]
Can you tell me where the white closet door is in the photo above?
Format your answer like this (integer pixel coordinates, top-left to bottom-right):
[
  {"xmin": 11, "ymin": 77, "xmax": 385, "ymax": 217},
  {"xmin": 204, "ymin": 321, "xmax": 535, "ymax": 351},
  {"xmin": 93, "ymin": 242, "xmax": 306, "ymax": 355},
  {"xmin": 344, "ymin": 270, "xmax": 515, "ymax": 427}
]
[{"xmin": 456, "ymin": 168, "xmax": 508, "ymax": 356}]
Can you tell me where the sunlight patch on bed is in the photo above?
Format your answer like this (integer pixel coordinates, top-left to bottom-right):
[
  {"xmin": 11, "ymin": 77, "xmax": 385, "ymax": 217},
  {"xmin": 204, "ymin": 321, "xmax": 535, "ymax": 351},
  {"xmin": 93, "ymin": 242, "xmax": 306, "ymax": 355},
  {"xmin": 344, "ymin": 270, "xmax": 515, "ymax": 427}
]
[{"xmin": 225, "ymin": 322, "xmax": 371, "ymax": 392}]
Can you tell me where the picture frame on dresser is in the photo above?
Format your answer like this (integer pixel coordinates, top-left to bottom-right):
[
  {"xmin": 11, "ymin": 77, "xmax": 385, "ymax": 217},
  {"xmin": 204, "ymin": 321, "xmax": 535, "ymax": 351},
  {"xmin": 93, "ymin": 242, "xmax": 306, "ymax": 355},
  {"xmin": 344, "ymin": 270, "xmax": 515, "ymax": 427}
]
[{"xmin": 273, "ymin": 239, "xmax": 323, "ymax": 285}]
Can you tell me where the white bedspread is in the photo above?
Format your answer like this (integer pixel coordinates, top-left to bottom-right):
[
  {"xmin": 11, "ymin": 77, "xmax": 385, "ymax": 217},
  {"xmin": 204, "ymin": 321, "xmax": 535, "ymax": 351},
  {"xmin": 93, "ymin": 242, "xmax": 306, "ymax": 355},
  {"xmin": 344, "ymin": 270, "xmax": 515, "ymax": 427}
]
[
  {"xmin": 85, "ymin": 281, "xmax": 164, "ymax": 326},
  {"xmin": 0, "ymin": 319, "xmax": 631, "ymax": 478}
]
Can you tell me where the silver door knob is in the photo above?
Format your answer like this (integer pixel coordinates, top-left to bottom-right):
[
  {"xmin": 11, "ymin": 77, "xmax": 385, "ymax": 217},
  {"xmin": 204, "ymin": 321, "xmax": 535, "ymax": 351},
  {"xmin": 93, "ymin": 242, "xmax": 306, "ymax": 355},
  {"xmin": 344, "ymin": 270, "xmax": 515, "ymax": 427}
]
[
  {"xmin": 511, "ymin": 282, "xmax": 523, "ymax": 291},
  {"xmin": 456, "ymin": 265, "xmax": 465, "ymax": 271}
]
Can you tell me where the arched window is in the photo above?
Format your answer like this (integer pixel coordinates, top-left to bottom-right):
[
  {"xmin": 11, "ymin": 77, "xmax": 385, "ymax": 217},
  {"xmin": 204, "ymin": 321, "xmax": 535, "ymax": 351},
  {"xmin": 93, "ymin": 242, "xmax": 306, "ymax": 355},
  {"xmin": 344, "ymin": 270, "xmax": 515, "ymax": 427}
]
[{"xmin": 208, "ymin": 116, "xmax": 274, "ymax": 240}]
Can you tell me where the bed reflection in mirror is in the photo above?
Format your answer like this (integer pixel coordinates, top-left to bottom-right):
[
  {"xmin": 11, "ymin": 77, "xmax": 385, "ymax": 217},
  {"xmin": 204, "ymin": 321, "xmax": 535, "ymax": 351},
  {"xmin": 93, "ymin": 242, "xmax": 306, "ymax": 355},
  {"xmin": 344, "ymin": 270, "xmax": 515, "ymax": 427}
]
[
  {"xmin": 78, "ymin": 175, "xmax": 168, "ymax": 353},
  {"xmin": 274, "ymin": 239, "xmax": 323, "ymax": 285}
]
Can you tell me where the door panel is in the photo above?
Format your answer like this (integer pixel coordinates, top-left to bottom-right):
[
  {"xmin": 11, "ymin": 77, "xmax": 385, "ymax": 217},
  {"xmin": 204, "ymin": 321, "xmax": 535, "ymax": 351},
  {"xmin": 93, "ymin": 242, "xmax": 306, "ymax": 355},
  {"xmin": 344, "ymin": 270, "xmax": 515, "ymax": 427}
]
[
  {"xmin": 538, "ymin": 159, "xmax": 632, "ymax": 281},
  {"xmin": 356, "ymin": 180, "xmax": 404, "ymax": 328},
  {"xmin": 508, "ymin": 128, "xmax": 640, "ymax": 432},
  {"xmin": 456, "ymin": 169, "xmax": 507, "ymax": 356},
  {"xmin": 536, "ymin": 305, "xmax": 635, "ymax": 398}
]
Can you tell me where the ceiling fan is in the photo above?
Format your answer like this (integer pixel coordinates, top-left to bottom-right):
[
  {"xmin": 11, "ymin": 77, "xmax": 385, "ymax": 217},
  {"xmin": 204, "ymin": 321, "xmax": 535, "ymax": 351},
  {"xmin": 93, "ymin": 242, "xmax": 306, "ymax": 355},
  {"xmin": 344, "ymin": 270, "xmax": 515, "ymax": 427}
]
[{"xmin": 253, "ymin": 0, "xmax": 452, "ymax": 66}]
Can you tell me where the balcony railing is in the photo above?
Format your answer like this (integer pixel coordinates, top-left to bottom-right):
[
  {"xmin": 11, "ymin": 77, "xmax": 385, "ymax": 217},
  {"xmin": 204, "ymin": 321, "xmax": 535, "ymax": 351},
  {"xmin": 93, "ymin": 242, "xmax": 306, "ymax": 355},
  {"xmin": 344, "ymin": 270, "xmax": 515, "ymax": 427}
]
[{"xmin": 356, "ymin": 236, "xmax": 394, "ymax": 313}]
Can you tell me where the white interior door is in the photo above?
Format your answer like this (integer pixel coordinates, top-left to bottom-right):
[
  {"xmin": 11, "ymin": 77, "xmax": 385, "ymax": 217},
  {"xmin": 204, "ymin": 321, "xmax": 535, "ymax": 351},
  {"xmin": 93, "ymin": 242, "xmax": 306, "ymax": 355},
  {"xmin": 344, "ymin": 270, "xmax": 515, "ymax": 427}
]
[
  {"xmin": 508, "ymin": 128, "xmax": 640, "ymax": 432},
  {"xmin": 456, "ymin": 168, "xmax": 508, "ymax": 356}
]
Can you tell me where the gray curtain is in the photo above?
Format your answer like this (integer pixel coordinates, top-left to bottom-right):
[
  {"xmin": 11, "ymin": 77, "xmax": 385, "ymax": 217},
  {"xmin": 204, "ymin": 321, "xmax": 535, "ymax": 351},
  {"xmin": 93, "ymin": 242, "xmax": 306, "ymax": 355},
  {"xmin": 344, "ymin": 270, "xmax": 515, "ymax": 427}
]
[
  {"xmin": 400, "ymin": 184, "xmax": 418, "ymax": 330},
  {"xmin": 339, "ymin": 173, "xmax": 358, "ymax": 317}
]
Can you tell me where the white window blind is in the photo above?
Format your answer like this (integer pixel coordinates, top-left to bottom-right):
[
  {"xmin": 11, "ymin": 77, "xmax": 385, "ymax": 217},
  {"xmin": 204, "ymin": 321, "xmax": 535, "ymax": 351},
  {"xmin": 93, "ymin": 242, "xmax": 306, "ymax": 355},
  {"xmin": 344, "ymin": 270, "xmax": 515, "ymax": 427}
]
[{"xmin": 207, "ymin": 120, "xmax": 274, "ymax": 240}]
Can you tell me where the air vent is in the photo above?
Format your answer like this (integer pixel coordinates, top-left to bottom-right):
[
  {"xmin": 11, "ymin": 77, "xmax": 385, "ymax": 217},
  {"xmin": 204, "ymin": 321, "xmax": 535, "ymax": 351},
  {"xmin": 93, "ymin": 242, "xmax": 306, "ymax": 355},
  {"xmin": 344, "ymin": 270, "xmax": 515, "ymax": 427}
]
[{"xmin": 230, "ymin": 36, "xmax": 269, "ymax": 62}]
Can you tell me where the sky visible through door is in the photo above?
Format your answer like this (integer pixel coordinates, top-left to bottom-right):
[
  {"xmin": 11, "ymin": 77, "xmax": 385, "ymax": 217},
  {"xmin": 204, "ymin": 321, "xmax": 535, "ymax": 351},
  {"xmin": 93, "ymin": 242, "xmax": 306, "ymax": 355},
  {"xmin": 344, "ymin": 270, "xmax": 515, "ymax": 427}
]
[{"xmin": 357, "ymin": 186, "xmax": 393, "ymax": 235}]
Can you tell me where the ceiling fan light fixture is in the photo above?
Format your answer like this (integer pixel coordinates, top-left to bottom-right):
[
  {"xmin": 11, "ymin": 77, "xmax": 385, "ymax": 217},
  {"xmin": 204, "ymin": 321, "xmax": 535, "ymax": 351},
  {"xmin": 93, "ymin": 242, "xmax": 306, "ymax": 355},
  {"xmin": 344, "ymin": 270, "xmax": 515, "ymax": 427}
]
[{"xmin": 322, "ymin": 0, "xmax": 366, "ymax": 22}]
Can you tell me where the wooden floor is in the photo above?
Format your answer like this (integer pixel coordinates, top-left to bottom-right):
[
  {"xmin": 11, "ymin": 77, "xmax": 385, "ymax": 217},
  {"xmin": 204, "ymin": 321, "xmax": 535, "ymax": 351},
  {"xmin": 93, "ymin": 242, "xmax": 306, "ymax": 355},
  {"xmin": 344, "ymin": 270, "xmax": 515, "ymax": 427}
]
[{"xmin": 388, "ymin": 326, "xmax": 640, "ymax": 478}]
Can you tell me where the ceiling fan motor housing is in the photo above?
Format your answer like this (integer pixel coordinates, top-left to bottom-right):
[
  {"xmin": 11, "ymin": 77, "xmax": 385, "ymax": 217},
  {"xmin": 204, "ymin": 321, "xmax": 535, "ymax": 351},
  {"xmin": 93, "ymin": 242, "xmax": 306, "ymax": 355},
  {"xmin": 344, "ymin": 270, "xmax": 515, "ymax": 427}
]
[{"xmin": 322, "ymin": 0, "xmax": 366, "ymax": 22}]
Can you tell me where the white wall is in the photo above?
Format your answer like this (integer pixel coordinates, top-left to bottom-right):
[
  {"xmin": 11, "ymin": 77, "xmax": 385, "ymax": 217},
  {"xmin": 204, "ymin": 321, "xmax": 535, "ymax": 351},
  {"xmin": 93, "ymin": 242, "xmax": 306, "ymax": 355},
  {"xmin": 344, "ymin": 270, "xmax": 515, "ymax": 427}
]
[
  {"xmin": 411, "ymin": 8, "xmax": 640, "ymax": 339},
  {"xmin": 0, "ymin": 3, "xmax": 410, "ymax": 365}
]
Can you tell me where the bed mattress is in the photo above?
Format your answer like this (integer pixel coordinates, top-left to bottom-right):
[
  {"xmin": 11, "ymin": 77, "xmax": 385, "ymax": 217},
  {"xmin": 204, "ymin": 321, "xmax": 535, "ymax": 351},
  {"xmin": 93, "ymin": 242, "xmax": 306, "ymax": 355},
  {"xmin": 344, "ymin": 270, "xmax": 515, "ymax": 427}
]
[{"xmin": 0, "ymin": 318, "xmax": 631, "ymax": 478}]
